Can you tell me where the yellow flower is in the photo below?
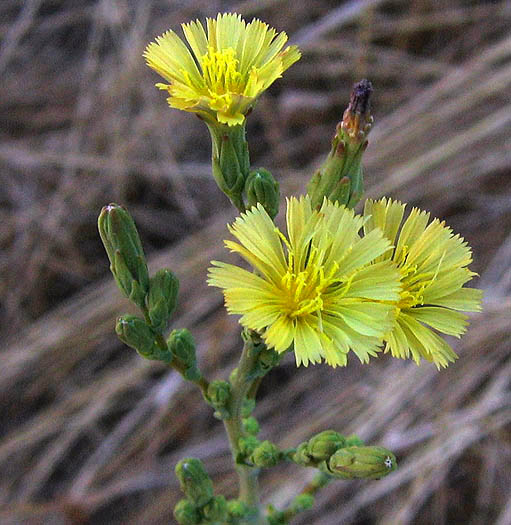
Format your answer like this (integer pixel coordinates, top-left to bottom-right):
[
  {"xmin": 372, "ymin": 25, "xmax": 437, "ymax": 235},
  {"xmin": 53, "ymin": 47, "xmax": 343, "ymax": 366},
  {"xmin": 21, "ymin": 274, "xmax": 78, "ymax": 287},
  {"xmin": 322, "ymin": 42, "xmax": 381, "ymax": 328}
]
[
  {"xmin": 208, "ymin": 196, "xmax": 401, "ymax": 367},
  {"xmin": 363, "ymin": 198, "xmax": 483, "ymax": 368},
  {"xmin": 144, "ymin": 13, "xmax": 301, "ymax": 126}
]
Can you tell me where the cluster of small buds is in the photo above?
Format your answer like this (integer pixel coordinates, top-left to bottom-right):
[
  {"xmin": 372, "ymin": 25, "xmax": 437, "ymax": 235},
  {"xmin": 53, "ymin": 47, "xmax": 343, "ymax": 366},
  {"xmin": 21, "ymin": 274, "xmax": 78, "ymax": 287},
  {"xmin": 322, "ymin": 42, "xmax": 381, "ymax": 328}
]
[
  {"xmin": 237, "ymin": 435, "xmax": 282, "ymax": 468},
  {"xmin": 174, "ymin": 458, "xmax": 256, "ymax": 524},
  {"xmin": 292, "ymin": 431, "xmax": 397, "ymax": 481},
  {"xmin": 98, "ymin": 204, "xmax": 206, "ymax": 385}
]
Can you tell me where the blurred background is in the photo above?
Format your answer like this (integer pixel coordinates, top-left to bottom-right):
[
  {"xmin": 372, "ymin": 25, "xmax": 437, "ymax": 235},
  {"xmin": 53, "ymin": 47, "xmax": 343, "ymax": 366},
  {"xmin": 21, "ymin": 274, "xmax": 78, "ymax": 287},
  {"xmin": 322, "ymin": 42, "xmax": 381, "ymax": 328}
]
[{"xmin": 1, "ymin": 0, "xmax": 510, "ymax": 523}]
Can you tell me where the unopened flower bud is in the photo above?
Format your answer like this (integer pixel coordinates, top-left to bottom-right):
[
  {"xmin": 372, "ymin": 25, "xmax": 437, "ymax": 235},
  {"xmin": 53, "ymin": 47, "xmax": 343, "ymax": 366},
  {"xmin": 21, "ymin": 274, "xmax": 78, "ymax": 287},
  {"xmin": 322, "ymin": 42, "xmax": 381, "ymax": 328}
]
[
  {"xmin": 327, "ymin": 446, "xmax": 397, "ymax": 480},
  {"xmin": 98, "ymin": 204, "xmax": 149, "ymax": 308},
  {"xmin": 256, "ymin": 346, "xmax": 281, "ymax": 374},
  {"xmin": 250, "ymin": 440, "xmax": 280, "ymax": 468},
  {"xmin": 208, "ymin": 380, "xmax": 231, "ymax": 407},
  {"xmin": 115, "ymin": 315, "xmax": 171, "ymax": 362},
  {"xmin": 227, "ymin": 500, "xmax": 251, "ymax": 520},
  {"xmin": 174, "ymin": 499, "xmax": 201, "ymax": 525},
  {"xmin": 245, "ymin": 168, "xmax": 280, "ymax": 219},
  {"xmin": 209, "ymin": 123, "xmax": 249, "ymax": 210},
  {"xmin": 167, "ymin": 329, "xmax": 200, "ymax": 380},
  {"xmin": 291, "ymin": 493, "xmax": 314, "ymax": 513},
  {"xmin": 147, "ymin": 269, "xmax": 179, "ymax": 332},
  {"xmin": 175, "ymin": 458, "xmax": 214, "ymax": 507},
  {"xmin": 202, "ymin": 495, "xmax": 228, "ymax": 523},
  {"xmin": 238, "ymin": 436, "xmax": 259, "ymax": 458},
  {"xmin": 341, "ymin": 79, "xmax": 373, "ymax": 144},
  {"xmin": 307, "ymin": 79, "xmax": 373, "ymax": 209},
  {"xmin": 243, "ymin": 416, "xmax": 260, "ymax": 436},
  {"xmin": 292, "ymin": 442, "xmax": 311, "ymax": 466},
  {"xmin": 307, "ymin": 430, "xmax": 346, "ymax": 463},
  {"xmin": 207, "ymin": 380, "xmax": 231, "ymax": 419}
]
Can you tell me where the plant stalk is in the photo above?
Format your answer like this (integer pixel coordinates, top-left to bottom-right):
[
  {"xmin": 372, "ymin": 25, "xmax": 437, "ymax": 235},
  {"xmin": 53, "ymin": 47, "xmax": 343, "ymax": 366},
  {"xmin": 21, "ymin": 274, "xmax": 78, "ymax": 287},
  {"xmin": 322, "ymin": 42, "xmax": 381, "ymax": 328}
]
[{"xmin": 223, "ymin": 336, "xmax": 266, "ymax": 524}]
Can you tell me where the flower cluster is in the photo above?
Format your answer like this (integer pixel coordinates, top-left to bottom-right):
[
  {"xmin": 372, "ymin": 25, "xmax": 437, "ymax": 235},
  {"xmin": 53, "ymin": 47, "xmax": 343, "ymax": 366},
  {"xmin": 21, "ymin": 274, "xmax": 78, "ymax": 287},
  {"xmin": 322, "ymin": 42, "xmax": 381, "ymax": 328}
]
[
  {"xmin": 144, "ymin": 13, "xmax": 481, "ymax": 370},
  {"xmin": 209, "ymin": 196, "xmax": 481, "ymax": 368}
]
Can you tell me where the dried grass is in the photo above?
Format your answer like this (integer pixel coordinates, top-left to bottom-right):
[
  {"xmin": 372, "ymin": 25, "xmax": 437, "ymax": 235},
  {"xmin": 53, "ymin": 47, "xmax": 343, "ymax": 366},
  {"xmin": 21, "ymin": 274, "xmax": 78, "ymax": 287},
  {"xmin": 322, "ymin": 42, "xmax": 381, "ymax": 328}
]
[{"xmin": 1, "ymin": 1, "xmax": 510, "ymax": 523}]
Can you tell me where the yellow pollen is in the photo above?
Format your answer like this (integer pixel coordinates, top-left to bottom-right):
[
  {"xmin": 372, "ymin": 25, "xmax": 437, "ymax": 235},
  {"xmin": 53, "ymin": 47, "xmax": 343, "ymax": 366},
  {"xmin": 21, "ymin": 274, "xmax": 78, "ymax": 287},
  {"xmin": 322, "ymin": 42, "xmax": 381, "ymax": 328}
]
[
  {"xmin": 280, "ymin": 245, "xmax": 337, "ymax": 319},
  {"xmin": 397, "ymin": 249, "xmax": 447, "ymax": 309},
  {"xmin": 200, "ymin": 47, "xmax": 242, "ymax": 96}
]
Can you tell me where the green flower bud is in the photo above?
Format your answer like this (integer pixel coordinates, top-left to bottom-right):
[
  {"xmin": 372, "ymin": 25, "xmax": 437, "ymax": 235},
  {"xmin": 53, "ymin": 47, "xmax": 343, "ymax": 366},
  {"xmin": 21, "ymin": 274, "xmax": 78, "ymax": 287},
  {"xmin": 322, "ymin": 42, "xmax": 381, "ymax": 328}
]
[
  {"xmin": 174, "ymin": 499, "xmax": 201, "ymax": 525},
  {"xmin": 175, "ymin": 458, "xmax": 214, "ymax": 507},
  {"xmin": 307, "ymin": 430, "xmax": 346, "ymax": 463},
  {"xmin": 256, "ymin": 346, "xmax": 281, "ymax": 375},
  {"xmin": 244, "ymin": 168, "xmax": 280, "ymax": 219},
  {"xmin": 115, "ymin": 315, "xmax": 171, "ymax": 362},
  {"xmin": 307, "ymin": 80, "xmax": 373, "ymax": 209},
  {"xmin": 227, "ymin": 500, "xmax": 251, "ymax": 520},
  {"xmin": 292, "ymin": 442, "xmax": 311, "ymax": 466},
  {"xmin": 238, "ymin": 436, "xmax": 259, "ymax": 458},
  {"xmin": 291, "ymin": 493, "xmax": 314, "ymax": 512},
  {"xmin": 209, "ymin": 123, "xmax": 249, "ymax": 209},
  {"xmin": 202, "ymin": 495, "xmax": 228, "ymax": 523},
  {"xmin": 98, "ymin": 203, "xmax": 149, "ymax": 308},
  {"xmin": 208, "ymin": 380, "xmax": 231, "ymax": 408},
  {"xmin": 250, "ymin": 440, "xmax": 280, "ymax": 468},
  {"xmin": 207, "ymin": 380, "xmax": 231, "ymax": 419},
  {"xmin": 243, "ymin": 416, "xmax": 260, "ymax": 436},
  {"xmin": 327, "ymin": 446, "xmax": 397, "ymax": 480},
  {"xmin": 267, "ymin": 511, "xmax": 285, "ymax": 525},
  {"xmin": 147, "ymin": 268, "xmax": 179, "ymax": 332},
  {"xmin": 345, "ymin": 434, "xmax": 364, "ymax": 447},
  {"xmin": 167, "ymin": 329, "xmax": 201, "ymax": 380}
]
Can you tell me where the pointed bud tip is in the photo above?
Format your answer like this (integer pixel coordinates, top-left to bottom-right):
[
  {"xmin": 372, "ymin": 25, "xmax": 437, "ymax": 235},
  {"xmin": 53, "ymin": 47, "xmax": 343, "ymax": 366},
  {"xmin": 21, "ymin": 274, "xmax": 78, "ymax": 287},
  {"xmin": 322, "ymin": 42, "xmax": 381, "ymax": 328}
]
[
  {"xmin": 341, "ymin": 79, "xmax": 374, "ymax": 142},
  {"xmin": 350, "ymin": 79, "xmax": 373, "ymax": 116}
]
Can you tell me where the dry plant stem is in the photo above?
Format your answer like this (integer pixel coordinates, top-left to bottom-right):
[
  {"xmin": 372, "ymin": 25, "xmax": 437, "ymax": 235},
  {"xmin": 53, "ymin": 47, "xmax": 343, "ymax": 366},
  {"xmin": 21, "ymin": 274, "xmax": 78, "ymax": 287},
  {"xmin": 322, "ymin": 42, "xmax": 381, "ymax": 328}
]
[{"xmin": 223, "ymin": 337, "xmax": 264, "ymax": 523}]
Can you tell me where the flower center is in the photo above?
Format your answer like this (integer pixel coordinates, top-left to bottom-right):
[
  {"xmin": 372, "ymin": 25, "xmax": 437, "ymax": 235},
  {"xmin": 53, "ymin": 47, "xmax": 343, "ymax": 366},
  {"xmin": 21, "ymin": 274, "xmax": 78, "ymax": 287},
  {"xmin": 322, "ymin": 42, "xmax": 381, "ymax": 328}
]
[
  {"xmin": 280, "ymin": 245, "xmax": 338, "ymax": 319},
  {"xmin": 396, "ymin": 249, "xmax": 445, "ymax": 310},
  {"xmin": 200, "ymin": 46, "xmax": 243, "ymax": 96}
]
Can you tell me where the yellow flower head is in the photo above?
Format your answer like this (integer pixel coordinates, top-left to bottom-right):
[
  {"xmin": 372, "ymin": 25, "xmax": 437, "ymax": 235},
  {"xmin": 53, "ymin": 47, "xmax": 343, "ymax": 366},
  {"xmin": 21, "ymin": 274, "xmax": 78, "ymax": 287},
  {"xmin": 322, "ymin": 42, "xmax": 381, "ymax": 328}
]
[
  {"xmin": 144, "ymin": 13, "xmax": 301, "ymax": 126},
  {"xmin": 363, "ymin": 198, "xmax": 483, "ymax": 368},
  {"xmin": 208, "ymin": 196, "xmax": 401, "ymax": 367}
]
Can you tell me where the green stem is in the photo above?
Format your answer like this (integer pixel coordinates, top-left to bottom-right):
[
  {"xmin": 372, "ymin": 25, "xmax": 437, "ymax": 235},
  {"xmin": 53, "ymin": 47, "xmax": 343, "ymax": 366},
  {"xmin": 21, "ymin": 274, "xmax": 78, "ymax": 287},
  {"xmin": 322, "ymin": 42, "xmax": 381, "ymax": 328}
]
[
  {"xmin": 141, "ymin": 308, "xmax": 210, "ymax": 399},
  {"xmin": 223, "ymin": 336, "xmax": 266, "ymax": 523},
  {"xmin": 277, "ymin": 472, "xmax": 331, "ymax": 523}
]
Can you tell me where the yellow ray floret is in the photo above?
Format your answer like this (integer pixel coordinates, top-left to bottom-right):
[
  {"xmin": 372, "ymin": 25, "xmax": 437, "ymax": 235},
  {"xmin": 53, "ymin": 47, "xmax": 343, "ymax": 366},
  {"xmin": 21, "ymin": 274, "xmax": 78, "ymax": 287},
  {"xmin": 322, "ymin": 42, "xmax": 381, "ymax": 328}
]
[
  {"xmin": 144, "ymin": 12, "xmax": 301, "ymax": 126},
  {"xmin": 363, "ymin": 197, "xmax": 483, "ymax": 369},
  {"xmin": 208, "ymin": 196, "xmax": 402, "ymax": 367}
]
